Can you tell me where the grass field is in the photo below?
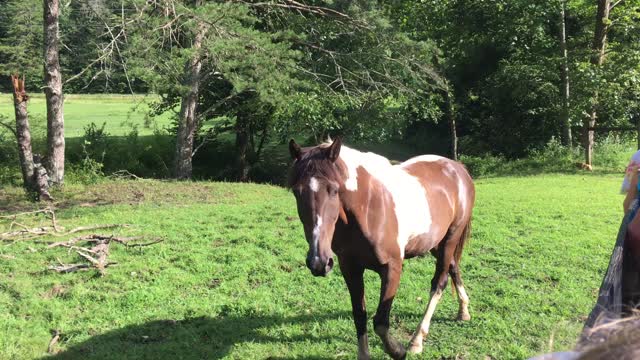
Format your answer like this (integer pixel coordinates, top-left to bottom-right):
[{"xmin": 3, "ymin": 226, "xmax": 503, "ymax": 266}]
[
  {"xmin": 0, "ymin": 94, "xmax": 173, "ymax": 137},
  {"xmin": 0, "ymin": 173, "xmax": 622, "ymax": 359}
]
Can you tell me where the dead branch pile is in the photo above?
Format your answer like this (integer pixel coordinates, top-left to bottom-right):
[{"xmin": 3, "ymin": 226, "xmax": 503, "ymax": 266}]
[
  {"xmin": 0, "ymin": 207, "xmax": 126, "ymax": 241},
  {"xmin": 0, "ymin": 208, "xmax": 163, "ymax": 275}
]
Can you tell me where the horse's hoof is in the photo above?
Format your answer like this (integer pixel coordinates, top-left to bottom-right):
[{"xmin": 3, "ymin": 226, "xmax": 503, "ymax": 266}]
[
  {"xmin": 457, "ymin": 312, "xmax": 471, "ymax": 321},
  {"xmin": 408, "ymin": 341, "xmax": 423, "ymax": 354},
  {"xmin": 357, "ymin": 351, "xmax": 370, "ymax": 360},
  {"xmin": 391, "ymin": 348, "xmax": 407, "ymax": 360},
  {"xmin": 383, "ymin": 339, "xmax": 406, "ymax": 359}
]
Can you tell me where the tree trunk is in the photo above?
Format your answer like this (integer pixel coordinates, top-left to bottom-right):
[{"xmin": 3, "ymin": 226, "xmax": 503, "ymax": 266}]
[
  {"xmin": 44, "ymin": 0, "xmax": 65, "ymax": 184},
  {"xmin": 235, "ymin": 113, "xmax": 250, "ymax": 182},
  {"xmin": 444, "ymin": 89, "xmax": 458, "ymax": 161},
  {"xmin": 174, "ymin": 24, "xmax": 206, "ymax": 180},
  {"xmin": 559, "ymin": 0, "xmax": 572, "ymax": 146},
  {"xmin": 11, "ymin": 75, "xmax": 53, "ymax": 201},
  {"xmin": 584, "ymin": 0, "xmax": 611, "ymax": 165},
  {"xmin": 11, "ymin": 75, "xmax": 36, "ymax": 191}
]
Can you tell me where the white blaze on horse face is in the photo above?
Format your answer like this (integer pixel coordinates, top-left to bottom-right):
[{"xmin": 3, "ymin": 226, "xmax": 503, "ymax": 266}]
[
  {"xmin": 338, "ymin": 145, "xmax": 432, "ymax": 258},
  {"xmin": 309, "ymin": 177, "xmax": 320, "ymax": 192},
  {"xmin": 312, "ymin": 214, "xmax": 323, "ymax": 250}
]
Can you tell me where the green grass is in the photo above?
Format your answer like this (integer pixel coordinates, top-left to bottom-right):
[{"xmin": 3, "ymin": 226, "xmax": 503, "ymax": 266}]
[
  {"xmin": 0, "ymin": 173, "xmax": 623, "ymax": 359},
  {"xmin": 0, "ymin": 94, "xmax": 173, "ymax": 137}
]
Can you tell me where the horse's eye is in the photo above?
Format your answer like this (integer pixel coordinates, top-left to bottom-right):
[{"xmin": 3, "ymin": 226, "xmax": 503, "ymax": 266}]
[{"xmin": 328, "ymin": 186, "xmax": 338, "ymax": 196}]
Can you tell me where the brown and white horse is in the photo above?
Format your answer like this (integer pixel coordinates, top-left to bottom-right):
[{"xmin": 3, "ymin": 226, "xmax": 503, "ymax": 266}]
[{"xmin": 288, "ymin": 138, "xmax": 476, "ymax": 359}]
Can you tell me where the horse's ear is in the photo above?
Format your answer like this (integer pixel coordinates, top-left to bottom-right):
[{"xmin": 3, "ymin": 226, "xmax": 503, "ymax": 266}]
[
  {"xmin": 289, "ymin": 139, "xmax": 302, "ymax": 160},
  {"xmin": 328, "ymin": 137, "xmax": 342, "ymax": 162}
]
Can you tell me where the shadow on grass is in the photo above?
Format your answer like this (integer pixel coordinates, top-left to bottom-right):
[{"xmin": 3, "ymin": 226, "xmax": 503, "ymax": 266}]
[{"xmin": 44, "ymin": 313, "xmax": 346, "ymax": 360}]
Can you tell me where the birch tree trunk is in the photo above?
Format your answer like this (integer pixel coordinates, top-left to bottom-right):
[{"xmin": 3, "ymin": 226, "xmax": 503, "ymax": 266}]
[
  {"xmin": 559, "ymin": 0, "xmax": 572, "ymax": 146},
  {"xmin": 11, "ymin": 75, "xmax": 36, "ymax": 191},
  {"xmin": 174, "ymin": 24, "xmax": 206, "ymax": 180},
  {"xmin": 44, "ymin": 0, "xmax": 65, "ymax": 184},
  {"xmin": 584, "ymin": 0, "xmax": 611, "ymax": 165}
]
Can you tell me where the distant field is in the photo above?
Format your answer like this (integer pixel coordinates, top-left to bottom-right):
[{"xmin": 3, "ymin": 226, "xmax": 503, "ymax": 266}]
[
  {"xmin": 0, "ymin": 94, "xmax": 173, "ymax": 137},
  {"xmin": 0, "ymin": 174, "xmax": 622, "ymax": 359}
]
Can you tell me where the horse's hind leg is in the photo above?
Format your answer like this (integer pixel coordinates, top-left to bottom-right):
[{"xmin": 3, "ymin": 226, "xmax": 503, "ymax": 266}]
[
  {"xmin": 449, "ymin": 261, "xmax": 471, "ymax": 321},
  {"xmin": 407, "ymin": 243, "xmax": 453, "ymax": 354}
]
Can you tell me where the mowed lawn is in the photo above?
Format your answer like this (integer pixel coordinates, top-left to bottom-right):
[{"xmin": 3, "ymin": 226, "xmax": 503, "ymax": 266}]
[
  {"xmin": 0, "ymin": 174, "xmax": 622, "ymax": 359},
  {"xmin": 0, "ymin": 94, "xmax": 172, "ymax": 137}
]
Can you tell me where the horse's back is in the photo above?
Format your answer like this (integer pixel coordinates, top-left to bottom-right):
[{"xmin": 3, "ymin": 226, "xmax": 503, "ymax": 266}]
[{"xmin": 400, "ymin": 155, "xmax": 475, "ymax": 221}]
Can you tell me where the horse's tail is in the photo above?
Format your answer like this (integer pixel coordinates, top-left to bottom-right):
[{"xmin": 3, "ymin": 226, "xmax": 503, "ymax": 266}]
[
  {"xmin": 450, "ymin": 216, "xmax": 472, "ymax": 297},
  {"xmin": 454, "ymin": 217, "xmax": 472, "ymax": 266}
]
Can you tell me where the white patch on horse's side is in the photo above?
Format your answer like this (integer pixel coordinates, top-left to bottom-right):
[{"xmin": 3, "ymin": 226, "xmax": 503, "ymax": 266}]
[
  {"xmin": 456, "ymin": 171, "xmax": 467, "ymax": 217},
  {"xmin": 401, "ymin": 154, "xmax": 446, "ymax": 167},
  {"xmin": 309, "ymin": 177, "xmax": 320, "ymax": 192},
  {"xmin": 338, "ymin": 145, "xmax": 432, "ymax": 257}
]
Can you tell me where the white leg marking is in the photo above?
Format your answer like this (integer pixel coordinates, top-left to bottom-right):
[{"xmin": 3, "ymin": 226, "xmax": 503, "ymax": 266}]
[
  {"xmin": 455, "ymin": 283, "xmax": 471, "ymax": 321},
  {"xmin": 409, "ymin": 289, "xmax": 443, "ymax": 354},
  {"xmin": 309, "ymin": 177, "xmax": 320, "ymax": 192}
]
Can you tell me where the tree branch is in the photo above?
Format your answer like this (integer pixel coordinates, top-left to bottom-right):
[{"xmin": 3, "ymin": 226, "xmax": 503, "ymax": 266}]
[{"xmin": 0, "ymin": 120, "xmax": 17, "ymax": 138}]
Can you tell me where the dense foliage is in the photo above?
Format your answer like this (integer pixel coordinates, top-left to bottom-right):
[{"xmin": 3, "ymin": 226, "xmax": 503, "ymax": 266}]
[{"xmin": 1, "ymin": 0, "xmax": 640, "ymax": 180}]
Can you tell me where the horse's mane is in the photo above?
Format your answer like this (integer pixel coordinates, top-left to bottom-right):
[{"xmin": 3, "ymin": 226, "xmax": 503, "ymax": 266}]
[
  {"xmin": 288, "ymin": 143, "xmax": 342, "ymax": 188},
  {"xmin": 288, "ymin": 140, "xmax": 396, "ymax": 189}
]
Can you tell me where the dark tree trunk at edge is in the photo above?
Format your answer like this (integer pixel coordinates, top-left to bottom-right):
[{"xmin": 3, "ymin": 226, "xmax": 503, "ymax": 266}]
[
  {"xmin": 235, "ymin": 113, "xmax": 250, "ymax": 182},
  {"xmin": 174, "ymin": 24, "xmax": 206, "ymax": 180},
  {"xmin": 559, "ymin": 0, "xmax": 572, "ymax": 146},
  {"xmin": 584, "ymin": 0, "xmax": 611, "ymax": 165},
  {"xmin": 44, "ymin": 0, "xmax": 65, "ymax": 184},
  {"xmin": 445, "ymin": 89, "xmax": 458, "ymax": 161}
]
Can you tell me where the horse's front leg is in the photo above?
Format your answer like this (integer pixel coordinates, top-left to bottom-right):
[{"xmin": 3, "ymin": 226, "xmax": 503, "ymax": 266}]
[
  {"xmin": 339, "ymin": 257, "xmax": 370, "ymax": 360},
  {"xmin": 373, "ymin": 261, "xmax": 406, "ymax": 360}
]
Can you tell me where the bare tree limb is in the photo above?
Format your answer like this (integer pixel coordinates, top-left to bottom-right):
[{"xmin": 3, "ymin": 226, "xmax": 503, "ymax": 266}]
[{"xmin": 610, "ymin": 0, "xmax": 624, "ymax": 10}]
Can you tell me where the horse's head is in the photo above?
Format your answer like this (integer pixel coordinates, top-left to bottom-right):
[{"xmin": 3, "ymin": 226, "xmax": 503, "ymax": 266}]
[{"xmin": 288, "ymin": 138, "xmax": 347, "ymax": 277}]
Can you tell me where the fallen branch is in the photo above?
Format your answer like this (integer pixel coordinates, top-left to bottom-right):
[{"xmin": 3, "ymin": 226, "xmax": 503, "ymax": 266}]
[
  {"xmin": 47, "ymin": 234, "xmax": 103, "ymax": 248},
  {"xmin": 48, "ymin": 259, "xmax": 117, "ymax": 273},
  {"xmin": 1, "ymin": 209, "xmax": 161, "ymax": 275},
  {"xmin": 48, "ymin": 261, "xmax": 91, "ymax": 273},
  {"xmin": 112, "ymin": 237, "xmax": 164, "ymax": 247},
  {"xmin": 46, "ymin": 233, "xmax": 161, "ymax": 275},
  {"xmin": 0, "ymin": 208, "xmax": 53, "ymax": 219},
  {"xmin": 48, "ymin": 329, "xmax": 60, "ymax": 354},
  {"xmin": 1, "ymin": 224, "xmax": 129, "ymax": 241},
  {"xmin": 109, "ymin": 169, "xmax": 143, "ymax": 180},
  {"xmin": 1, "ymin": 226, "xmax": 55, "ymax": 240},
  {"xmin": 51, "ymin": 224, "xmax": 129, "ymax": 237}
]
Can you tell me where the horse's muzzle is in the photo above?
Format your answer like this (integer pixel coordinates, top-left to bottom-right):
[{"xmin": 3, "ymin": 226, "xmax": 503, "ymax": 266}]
[{"xmin": 306, "ymin": 254, "xmax": 334, "ymax": 277}]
